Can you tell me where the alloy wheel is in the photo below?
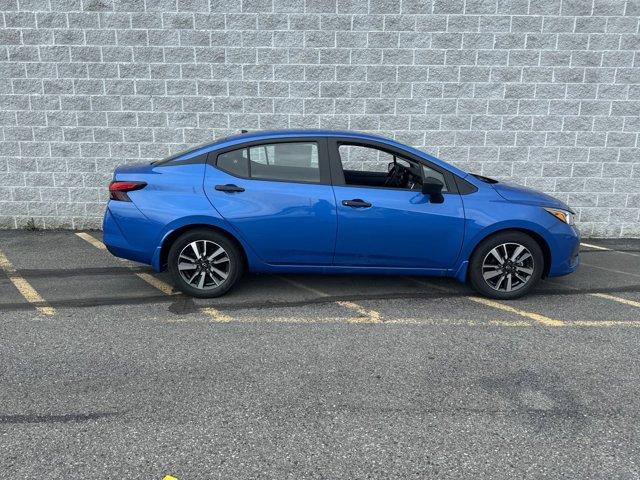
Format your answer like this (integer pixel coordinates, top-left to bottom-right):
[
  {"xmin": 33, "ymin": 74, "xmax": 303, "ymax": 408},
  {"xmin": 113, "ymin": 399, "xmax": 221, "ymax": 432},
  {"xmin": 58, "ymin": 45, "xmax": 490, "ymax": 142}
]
[
  {"xmin": 177, "ymin": 240, "xmax": 230, "ymax": 290},
  {"xmin": 481, "ymin": 242, "xmax": 534, "ymax": 293}
]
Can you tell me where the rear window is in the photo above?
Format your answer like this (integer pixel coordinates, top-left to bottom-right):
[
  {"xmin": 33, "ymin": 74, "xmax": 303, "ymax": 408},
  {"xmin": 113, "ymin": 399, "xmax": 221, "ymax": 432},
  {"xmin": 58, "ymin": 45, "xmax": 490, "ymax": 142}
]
[{"xmin": 216, "ymin": 142, "xmax": 320, "ymax": 183}]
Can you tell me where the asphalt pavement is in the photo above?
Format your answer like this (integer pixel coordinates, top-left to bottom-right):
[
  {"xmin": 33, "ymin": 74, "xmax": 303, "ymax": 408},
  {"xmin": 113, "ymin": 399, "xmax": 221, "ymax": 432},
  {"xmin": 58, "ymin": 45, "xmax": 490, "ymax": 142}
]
[{"xmin": 1, "ymin": 230, "xmax": 640, "ymax": 479}]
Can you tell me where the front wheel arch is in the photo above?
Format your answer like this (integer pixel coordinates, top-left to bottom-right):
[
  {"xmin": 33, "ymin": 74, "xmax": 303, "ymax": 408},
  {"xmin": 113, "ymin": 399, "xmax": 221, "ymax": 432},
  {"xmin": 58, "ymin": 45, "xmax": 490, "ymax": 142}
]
[{"xmin": 466, "ymin": 228, "xmax": 551, "ymax": 282}]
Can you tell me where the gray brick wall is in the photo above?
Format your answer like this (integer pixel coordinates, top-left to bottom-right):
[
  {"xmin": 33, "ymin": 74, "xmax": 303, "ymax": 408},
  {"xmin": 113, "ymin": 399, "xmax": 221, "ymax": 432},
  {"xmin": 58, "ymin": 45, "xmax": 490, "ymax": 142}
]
[{"xmin": 1, "ymin": 0, "xmax": 639, "ymax": 236}]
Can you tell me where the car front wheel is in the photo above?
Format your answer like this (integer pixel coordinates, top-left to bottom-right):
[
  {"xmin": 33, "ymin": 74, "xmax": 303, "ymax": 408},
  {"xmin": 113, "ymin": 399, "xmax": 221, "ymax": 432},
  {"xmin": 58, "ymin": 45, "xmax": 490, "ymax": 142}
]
[
  {"xmin": 468, "ymin": 231, "xmax": 544, "ymax": 300},
  {"xmin": 168, "ymin": 229, "xmax": 243, "ymax": 298}
]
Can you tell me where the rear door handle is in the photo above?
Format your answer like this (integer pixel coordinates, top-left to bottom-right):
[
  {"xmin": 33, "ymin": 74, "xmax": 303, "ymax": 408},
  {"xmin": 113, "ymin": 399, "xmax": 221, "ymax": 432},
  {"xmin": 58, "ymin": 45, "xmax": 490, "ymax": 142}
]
[
  {"xmin": 215, "ymin": 184, "xmax": 245, "ymax": 193},
  {"xmin": 342, "ymin": 199, "xmax": 372, "ymax": 208}
]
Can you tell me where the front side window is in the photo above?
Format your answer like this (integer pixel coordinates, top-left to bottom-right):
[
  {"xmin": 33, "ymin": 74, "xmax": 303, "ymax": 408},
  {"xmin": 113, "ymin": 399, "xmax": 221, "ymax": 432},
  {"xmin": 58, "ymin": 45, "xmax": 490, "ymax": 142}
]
[
  {"xmin": 338, "ymin": 144, "xmax": 447, "ymax": 191},
  {"xmin": 216, "ymin": 142, "xmax": 320, "ymax": 183}
]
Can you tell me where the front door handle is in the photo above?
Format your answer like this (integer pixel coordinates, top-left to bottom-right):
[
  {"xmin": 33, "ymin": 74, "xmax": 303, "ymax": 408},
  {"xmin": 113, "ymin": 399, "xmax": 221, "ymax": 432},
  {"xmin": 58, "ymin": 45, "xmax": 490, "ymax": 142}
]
[
  {"xmin": 215, "ymin": 184, "xmax": 245, "ymax": 193},
  {"xmin": 342, "ymin": 199, "xmax": 372, "ymax": 208}
]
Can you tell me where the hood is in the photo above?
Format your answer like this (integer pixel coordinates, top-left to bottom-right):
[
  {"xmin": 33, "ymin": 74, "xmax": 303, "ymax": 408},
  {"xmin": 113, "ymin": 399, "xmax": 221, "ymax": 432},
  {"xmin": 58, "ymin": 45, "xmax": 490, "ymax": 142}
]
[{"xmin": 492, "ymin": 182, "xmax": 570, "ymax": 211}]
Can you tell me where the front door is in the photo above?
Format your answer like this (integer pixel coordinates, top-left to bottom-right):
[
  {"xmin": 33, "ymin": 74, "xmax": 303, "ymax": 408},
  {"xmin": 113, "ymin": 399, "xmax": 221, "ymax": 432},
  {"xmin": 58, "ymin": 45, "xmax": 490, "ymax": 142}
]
[
  {"xmin": 204, "ymin": 138, "xmax": 337, "ymax": 266},
  {"xmin": 330, "ymin": 141, "xmax": 465, "ymax": 269}
]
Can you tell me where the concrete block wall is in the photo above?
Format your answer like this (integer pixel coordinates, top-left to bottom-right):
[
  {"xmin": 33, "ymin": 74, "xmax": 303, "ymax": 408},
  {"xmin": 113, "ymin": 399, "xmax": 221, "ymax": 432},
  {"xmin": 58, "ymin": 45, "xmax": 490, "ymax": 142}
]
[{"xmin": 0, "ymin": 0, "xmax": 639, "ymax": 236}]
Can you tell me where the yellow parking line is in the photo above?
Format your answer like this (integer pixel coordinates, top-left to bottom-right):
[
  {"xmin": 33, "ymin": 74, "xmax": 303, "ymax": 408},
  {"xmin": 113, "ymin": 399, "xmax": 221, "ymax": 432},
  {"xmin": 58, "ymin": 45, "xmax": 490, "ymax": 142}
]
[
  {"xmin": 200, "ymin": 307, "xmax": 233, "ymax": 322},
  {"xmin": 278, "ymin": 275, "xmax": 382, "ymax": 323},
  {"xmin": 76, "ymin": 232, "xmax": 237, "ymax": 321},
  {"xmin": 136, "ymin": 272, "xmax": 174, "ymax": 296},
  {"xmin": 76, "ymin": 232, "xmax": 107, "ymax": 251},
  {"xmin": 277, "ymin": 275, "xmax": 330, "ymax": 297},
  {"xmin": 0, "ymin": 249, "xmax": 55, "ymax": 316},
  {"xmin": 590, "ymin": 293, "xmax": 640, "ymax": 309},
  {"xmin": 335, "ymin": 301, "xmax": 382, "ymax": 323},
  {"xmin": 75, "ymin": 232, "xmax": 177, "ymax": 296},
  {"xmin": 466, "ymin": 296, "xmax": 564, "ymax": 326},
  {"xmin": 405, "ymin": 277, "xmax": 564, "ymax": 326}
]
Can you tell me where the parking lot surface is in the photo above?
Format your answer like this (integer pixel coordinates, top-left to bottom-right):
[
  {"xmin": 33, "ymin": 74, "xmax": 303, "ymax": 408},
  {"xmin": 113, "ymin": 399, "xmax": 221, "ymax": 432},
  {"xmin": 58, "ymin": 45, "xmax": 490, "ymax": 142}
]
[{"xmin": 1, "ymin": 230, "xmax": 640, "ymax": 479}]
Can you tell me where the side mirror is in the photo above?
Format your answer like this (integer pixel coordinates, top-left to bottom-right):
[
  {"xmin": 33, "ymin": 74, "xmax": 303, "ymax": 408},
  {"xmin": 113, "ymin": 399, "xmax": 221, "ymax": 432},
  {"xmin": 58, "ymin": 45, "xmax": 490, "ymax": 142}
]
[{"xmin": 422, "ymin": 177, "xmax": 444, "ymax": 203}]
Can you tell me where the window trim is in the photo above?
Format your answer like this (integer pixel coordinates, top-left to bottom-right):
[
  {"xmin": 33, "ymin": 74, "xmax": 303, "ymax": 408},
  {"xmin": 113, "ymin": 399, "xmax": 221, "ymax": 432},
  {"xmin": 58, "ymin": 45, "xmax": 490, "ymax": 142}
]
[
  {"xmin": 327, "ymin": 138, "xmax": 458, "ymax": 194},
  {"xmin": 209, "ymin": 137, "xmax": 331, "ymax": 186}
]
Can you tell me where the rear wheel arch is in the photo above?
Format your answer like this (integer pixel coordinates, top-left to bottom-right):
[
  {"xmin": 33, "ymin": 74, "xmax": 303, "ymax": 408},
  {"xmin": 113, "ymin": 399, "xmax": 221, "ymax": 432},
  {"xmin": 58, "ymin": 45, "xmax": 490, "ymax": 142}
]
[
  {"xmin": 159, "ymin": 223, "xmax": 248, "ymax": 272},
  {"xmin": 467, "ymin": 227, "xmax": 551, "ymax": 280}
]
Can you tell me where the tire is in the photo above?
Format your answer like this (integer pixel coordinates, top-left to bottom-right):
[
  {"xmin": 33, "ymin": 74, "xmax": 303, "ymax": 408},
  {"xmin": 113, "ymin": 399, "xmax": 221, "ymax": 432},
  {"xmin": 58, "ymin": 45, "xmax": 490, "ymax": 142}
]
[
  {"xmin": 167, "ymin": 229, "xmax": 243, "ymax": 298},
  {"xmin": 468, "ymin": 231, "xmax": 544, "ymax": 300}
]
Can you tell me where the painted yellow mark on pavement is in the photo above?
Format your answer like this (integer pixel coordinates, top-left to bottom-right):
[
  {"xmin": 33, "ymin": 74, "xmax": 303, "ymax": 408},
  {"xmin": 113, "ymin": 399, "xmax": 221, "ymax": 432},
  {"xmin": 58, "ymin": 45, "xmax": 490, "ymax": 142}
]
[
  {"xmin": 546, "ymin": 279, "xmax": 640, "ymax": 312},
  {"xmin": 76, "ymin": 232, "xmax": 107, "ymax": 250},
  {"xmin": 200, "ymin": 307, "xmax": 233, "ymax": 322},
  {"xmin": 590, "ymin": 293, "xmax": 640, "ymax": 309},
  {"xmin": 336, "ymin": 300, "xmax": 382, "ymax": 323},
  {"xmin": 0, "ymin": 249, "xmax": 55, "ymax": 316},
  {"xmin": 277, "ymin": 275, "xmax": 330, "ymax": 297},
  {"xmin": 278, "ymin": 275, "xmax": 382, "ymax": 322},
  {"xmin": 76, "ymin": 232, "xmax": 236, "ymax": 321},
  {"xmin": 136, "ymin": 272, "xmax": 174, "ymax": 295},
  {"xmin": 163, "ymin": 476, "xmax": 179, "ymax": 480},
  {"xmin": 405, "ymin": 277, "xmax": 564, "ymax": 326},
  {"xmin": 75, "ymin": 232, "xmax": 177, "ymax": 295},
  {"xmin": 466, "ymin": 296, "xmax": 564, "ymax": 326}
]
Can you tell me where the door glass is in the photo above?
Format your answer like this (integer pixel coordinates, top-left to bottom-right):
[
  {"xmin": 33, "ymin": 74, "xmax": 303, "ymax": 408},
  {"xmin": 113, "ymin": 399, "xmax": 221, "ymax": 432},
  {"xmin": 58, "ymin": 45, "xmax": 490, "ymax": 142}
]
[
  {"xmin": 217, "ymin": 148, "xmax": 249, "ymax": 177},
  {"xmin": 338, "ymin": 144, "xmax": 446, "ymax": 191},
  {"xmin": 249, "ymin": 142, "xmax": 320, "ymax": 183}
]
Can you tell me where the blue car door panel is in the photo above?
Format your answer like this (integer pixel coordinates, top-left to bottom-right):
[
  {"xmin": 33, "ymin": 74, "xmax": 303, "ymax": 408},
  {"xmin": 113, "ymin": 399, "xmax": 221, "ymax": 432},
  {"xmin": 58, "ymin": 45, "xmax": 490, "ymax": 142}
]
[
  {"xmin": 332, "ymin": 187, "xmax": 465, "ymax": 269},
  {"xmin": 203, "ymin": 139, "xmax": 337, "ymax": 266}
]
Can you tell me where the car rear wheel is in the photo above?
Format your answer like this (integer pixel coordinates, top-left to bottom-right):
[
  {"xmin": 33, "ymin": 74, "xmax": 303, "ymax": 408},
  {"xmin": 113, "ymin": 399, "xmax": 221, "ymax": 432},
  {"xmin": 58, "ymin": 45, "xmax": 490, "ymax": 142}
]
[
  {"xmin": 168, "ymin": 229, "xmax": 243, "ymax": 298},
  {"xmin": 468, "ymin": 231, "xmax": 543, "ymax": 300}
]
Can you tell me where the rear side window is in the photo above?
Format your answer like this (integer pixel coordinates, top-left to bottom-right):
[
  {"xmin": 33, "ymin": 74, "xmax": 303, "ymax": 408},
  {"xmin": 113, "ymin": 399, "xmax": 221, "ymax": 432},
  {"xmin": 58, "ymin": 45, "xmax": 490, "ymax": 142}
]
[
  {"xmin": 217, "ymin": 149, "xmax": 249, "ymax": 177},
  {"xmin": 215, "ymin": 142, "xmax": 320, "ymax": 183}
]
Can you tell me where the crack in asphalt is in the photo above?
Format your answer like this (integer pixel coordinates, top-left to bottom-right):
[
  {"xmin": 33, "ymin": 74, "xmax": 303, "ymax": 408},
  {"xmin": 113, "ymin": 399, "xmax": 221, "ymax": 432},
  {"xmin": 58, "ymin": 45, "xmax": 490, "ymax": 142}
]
[{"xmin": 0, "ymin": 411, "xmax": 121, "ymax": 424}]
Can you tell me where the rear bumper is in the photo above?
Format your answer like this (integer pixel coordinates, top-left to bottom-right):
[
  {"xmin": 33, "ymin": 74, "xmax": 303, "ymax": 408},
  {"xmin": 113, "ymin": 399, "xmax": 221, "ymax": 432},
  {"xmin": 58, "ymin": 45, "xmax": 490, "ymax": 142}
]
[{"xmin": 102, "ymin": 203, "xmax": 154, "ymax": 265}]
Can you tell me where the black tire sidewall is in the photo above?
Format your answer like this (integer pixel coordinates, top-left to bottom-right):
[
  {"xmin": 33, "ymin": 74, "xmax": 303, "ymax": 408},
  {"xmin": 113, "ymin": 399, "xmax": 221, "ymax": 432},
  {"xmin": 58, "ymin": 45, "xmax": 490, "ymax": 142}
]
[
  {"xmin": 168, "ymin": 229, "xmax": 243, "ymax": 298},
  {"xmin": 469, "ymin": 232, "xmax": 544, "ymax": 300}
]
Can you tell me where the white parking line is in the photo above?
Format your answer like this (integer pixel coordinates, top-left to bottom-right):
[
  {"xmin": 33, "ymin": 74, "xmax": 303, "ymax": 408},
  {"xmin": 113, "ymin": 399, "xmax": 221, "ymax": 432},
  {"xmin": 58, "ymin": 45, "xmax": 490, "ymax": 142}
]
[
  {"xmin": 581, "ymin": 242, "xmax": 640, "ymax": 258},
  {"xmin": 581, "ymin": 262, "xmax": 640, "ymax": 279},
  {"xmin": 580, "ymin": 242, "xmax": 610, "ymax": 251}
]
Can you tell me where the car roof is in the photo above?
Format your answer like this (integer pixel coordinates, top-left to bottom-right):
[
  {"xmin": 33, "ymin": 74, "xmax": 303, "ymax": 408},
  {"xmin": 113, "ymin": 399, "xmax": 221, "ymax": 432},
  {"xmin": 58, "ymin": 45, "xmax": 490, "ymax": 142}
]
[{"xmin": 178, "ymin": 129, "xmax": 468, "ymax": 178}]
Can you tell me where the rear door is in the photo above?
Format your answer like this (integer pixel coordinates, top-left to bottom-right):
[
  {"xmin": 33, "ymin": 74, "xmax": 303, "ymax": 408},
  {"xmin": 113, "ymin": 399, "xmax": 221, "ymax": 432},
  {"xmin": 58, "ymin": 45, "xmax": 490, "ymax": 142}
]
[
  {"xmin": 203, "ymin": 137, "xmax": 337, "ymax": 266},
  {"xmin": 329, "ymin": 140, "xmax": 465, "ymax": 270}
]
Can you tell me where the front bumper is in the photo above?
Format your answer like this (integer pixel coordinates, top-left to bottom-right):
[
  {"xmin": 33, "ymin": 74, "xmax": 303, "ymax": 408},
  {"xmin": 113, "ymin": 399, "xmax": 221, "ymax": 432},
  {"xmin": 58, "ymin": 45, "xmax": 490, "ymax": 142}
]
[{"xmin": 547, "ymin": 224, "xmax": 580, "ymax": 277}]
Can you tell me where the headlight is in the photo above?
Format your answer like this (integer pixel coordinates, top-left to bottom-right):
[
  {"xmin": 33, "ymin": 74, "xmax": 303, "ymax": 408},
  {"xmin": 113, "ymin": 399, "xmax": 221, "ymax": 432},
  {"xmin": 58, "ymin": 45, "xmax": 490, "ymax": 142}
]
[{"xmin": 544, "ymin": 207, "xmax": 574, "ymax": 225}]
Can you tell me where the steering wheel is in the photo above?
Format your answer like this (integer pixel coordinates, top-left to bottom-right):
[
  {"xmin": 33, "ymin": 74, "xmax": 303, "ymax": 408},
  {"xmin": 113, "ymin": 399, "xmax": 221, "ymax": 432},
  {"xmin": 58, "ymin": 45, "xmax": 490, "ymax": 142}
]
[{"xmin": 384, "ymin": 163, "xmax": 408, "ymax": 188}]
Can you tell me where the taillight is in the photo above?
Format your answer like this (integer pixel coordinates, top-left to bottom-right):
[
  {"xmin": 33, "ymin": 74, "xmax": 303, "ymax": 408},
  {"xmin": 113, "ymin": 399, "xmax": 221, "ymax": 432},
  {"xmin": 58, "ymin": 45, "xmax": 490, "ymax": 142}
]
[{"xmin": 109, "ymin": 181, "xmax": 146, "ymax": 201}]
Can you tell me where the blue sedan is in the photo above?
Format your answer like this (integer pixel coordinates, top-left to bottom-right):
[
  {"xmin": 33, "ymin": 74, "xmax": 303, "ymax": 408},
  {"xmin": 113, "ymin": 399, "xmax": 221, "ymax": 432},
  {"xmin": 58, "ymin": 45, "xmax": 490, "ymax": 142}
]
[{"xmin": 103, "ymin": 130, "xmax": 580, "ymax": 300}]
